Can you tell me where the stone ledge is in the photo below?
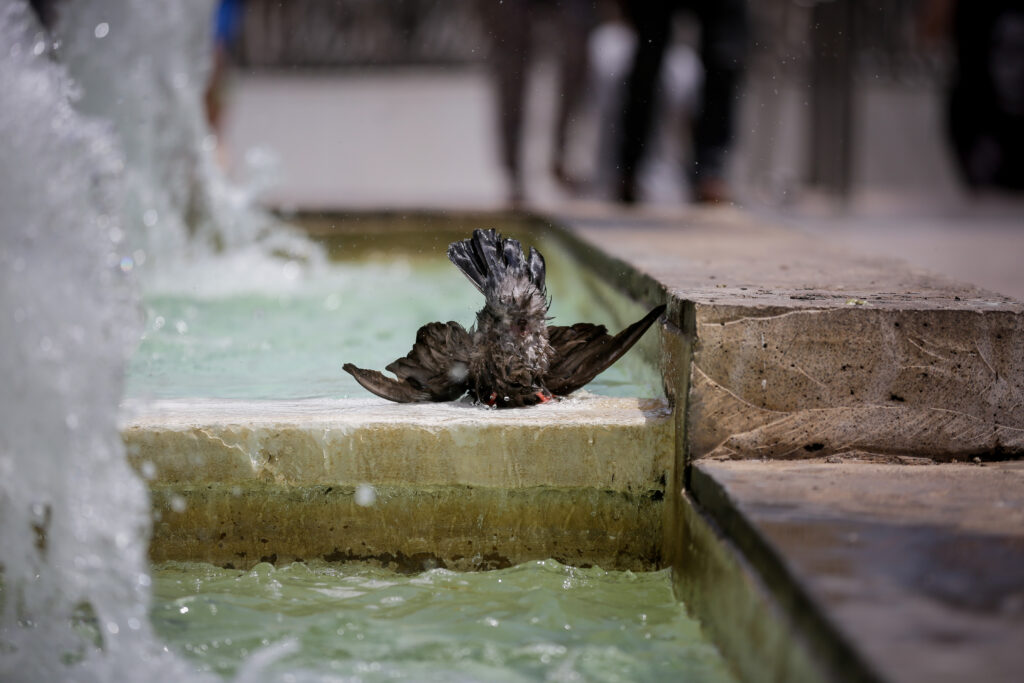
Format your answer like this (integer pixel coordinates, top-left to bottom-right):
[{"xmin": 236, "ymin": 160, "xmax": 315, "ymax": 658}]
[
  {"xmin": 690, "ymin": 459, "xmax": 1024, "ymax": 683},
  {"xmin": 557, "ymin": 207, "xmax": 1021, "ymax": 312},
  {"xmin": 124, "ymin": 394, "xmax": 673, "ymax": 571},
  {"xmin": 121, "ymin": 395, "xmax": 673, "ymax": 491},
  {"xmin": 559, "ymin": 208, "xmax": 1024, "ymax": 462}
]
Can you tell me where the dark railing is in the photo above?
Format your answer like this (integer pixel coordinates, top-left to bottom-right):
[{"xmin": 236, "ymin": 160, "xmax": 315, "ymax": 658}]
[{"xmin": 234, "ymin": 0, "xmax": 489, "ymax": 68}]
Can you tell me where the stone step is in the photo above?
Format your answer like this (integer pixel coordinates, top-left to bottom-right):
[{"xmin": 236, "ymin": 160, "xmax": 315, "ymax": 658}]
[{"xmin": 121, "ymin": 395, "xmax": 673, "ymax": 571}]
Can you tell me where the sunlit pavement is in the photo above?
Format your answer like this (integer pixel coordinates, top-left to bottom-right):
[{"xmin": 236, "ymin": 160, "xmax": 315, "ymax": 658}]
[
  {"xmin": 754, "ymin": 195, "xmax": 1024, "ymax": 304},
  {"xmin": 221, "ymin": 68, "xmax": 1024, "ymax": 300}
]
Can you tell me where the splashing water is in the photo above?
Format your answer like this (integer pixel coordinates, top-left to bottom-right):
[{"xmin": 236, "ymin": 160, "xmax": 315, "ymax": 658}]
[
  {"xmin": 0, "ymin": 0, "xmax": 307, "ymax": 678},
  {"xmin": 151, "ymin": 560, "xmax": 738, "ymax": 682},
  {"xmin": 52, "ymin": 0, "xmax": 321, "ymax": 280},
  {"xmin": 0, "ymin": 5, "xmax": 199, "ymax": 680}
]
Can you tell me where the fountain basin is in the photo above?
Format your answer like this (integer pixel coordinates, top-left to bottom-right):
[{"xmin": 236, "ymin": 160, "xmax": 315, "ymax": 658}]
[
  {"xmin": 122, "ymin": 214, "xmax": 671, "ymax": 572},
  {"xmin": 119, "ymin": 208, "xmax": 1024, "ymax": 683}
]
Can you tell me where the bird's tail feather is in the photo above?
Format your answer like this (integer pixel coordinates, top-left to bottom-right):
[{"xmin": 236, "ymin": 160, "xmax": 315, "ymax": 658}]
[{"xmin": 448, "ymin": 228, "xmax": 546, "ymax": 298}]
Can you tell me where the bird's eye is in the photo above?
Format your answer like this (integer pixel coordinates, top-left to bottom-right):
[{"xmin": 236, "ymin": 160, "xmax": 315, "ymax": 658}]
[{"xmin": 517, "ymin": 318, "xmax": 527, "ymax": 328}]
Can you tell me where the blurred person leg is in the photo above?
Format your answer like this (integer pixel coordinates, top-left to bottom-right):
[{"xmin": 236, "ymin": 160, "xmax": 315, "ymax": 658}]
[
  {"xmin": 688, "ymin": 0, "xmax": 747, "ymax": 203},
  {"xmin": 206, "ymin": 0, "xmax": 243, "ymax": 140},
  {"xmin": 948, "ymin": 1, "xmax": 1024, "ymax": 191},
  {"xmin": 481, "ymin": 0, "xmax": 532, "ymax": 205},
  {"xmin": 588, "ymin": 15, "xmax": 636, "ymax": 198},
  {"xmin": 616, "ymin": 1, "xmax": 674, "ymax": 204},
  {"xmin": 29, "ymin": 0, "xmax": 58, "ymax": 29},
  {"xmin": 551, "ymin": 0, "xmax": 597, "ymax": 193}
]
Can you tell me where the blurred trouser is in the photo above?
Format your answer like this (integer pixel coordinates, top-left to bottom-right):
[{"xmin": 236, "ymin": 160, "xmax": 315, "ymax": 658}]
[
  {"xmin": 618, "ymin": 0, "xmax": 748, "ymax": 201},
  {"xmin": 948, "ymin": 2, "xmax": 1024, "ymax": 190},
  {"xmin": 482, "ymin": 0, "xmax": 595, "ymax": 200}
]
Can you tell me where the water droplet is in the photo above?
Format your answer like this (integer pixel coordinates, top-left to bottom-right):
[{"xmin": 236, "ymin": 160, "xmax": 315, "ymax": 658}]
[
  {"xmin": 174, "ymin": 320, "xmax": 188, "ymax": 335},
  {"xmin": 355, "ymin": 484, "xmax": 376, "ymax": 507},
  {"xmin": 153, "ymin": 316, "xmax": 165, "ymax": 331},
  {"xmin": 169, "ymin": 495, "xmax": 186, "ymax": 513},
  {"xmin": 143, "ymin": 209, "xmax": 158, "ymax": 227},
  {"xmin": 32, "ymin": 41, "xmax": 45, "ymax": 56},
  {"xmin": 179, "ymin": 606, "xmax": 189, "ymax": 614},
  {"xmin": 119, "ymin": 256, "xmax": 134, "ymax": 272},
  {"xmin": 106, "ymin": 622, "xmax": 119, "ymax": 634},
  {"xmin": 94, "ymin": 23, "xmax": 110, "ymax": 39},
  {"xmin": 448, "ymin": 363, "xmax": 468, "ymax": 382}
]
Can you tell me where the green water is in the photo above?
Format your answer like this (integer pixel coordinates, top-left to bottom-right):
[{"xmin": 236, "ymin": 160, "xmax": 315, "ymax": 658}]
[
  {"xmin": 151, "ymin": 560, "xmax": 737, "ymax": 682},
  {"xmin": 126, "ymin": 244, "xmax": 662, "ymax": 401}
]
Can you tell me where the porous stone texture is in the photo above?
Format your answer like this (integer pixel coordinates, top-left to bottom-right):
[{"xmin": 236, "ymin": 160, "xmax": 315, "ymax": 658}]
[
  {"xmin": 690, "ymin": 306, "xmax": 1024, "ymax": 461},
  {"xmin": 560, "ymin": 208, "xmax": 1024, "ymax": 462},
  {"xmin": 691, "ymin": 460, "xmax": 1024, "ymax": 683},
  {"xmin": 122, "ymin": 395, "xmax": 673, "ymax": 570}
]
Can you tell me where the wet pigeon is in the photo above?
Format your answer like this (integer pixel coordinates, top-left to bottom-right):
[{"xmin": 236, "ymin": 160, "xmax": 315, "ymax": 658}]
[{"xmin": 343, "ymin": 228, "xmax": 665, "ymax": 408}]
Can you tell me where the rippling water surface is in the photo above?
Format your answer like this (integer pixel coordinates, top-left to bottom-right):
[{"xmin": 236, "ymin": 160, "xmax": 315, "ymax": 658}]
[
  {"xmin": 127, "ymin": 245, "xmax": 663, "ymax": 401},
  {"xmin": 152, "ymin": 560, "xmax": 737, "ymax": 682}
]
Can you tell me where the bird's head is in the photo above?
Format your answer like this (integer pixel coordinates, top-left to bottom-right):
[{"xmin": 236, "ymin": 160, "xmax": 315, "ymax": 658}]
[{"xmin": 485, "ymin": 277, "xmax": 549, "ymax": 339}]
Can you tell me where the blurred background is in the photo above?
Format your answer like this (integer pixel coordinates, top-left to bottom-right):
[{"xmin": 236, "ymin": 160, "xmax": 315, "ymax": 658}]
[{"xmin": 205, "ymin": 0, "xmax": 1022, "ymax": 297}]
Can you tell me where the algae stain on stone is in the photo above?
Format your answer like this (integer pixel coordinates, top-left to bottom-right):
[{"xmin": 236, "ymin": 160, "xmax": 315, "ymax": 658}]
[{"xmin": 147, "ymin": 483, "xmax": 665, "ymax": 572}]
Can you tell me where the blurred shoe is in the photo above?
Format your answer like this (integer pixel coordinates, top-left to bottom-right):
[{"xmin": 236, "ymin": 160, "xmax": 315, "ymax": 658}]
[
  {"xmin": 616, "ymin": 175, "xmax": 637, "ymax": 205},
  {"xmin": 552, "ymin": 160, "xmax": 585, "ymax": 195},
  {"xmin": 507, "ymin": 177, "xmax": 525, "ymax": 209},
  {"xmin": 693, "ymin": 178, "xmax": 732, "ymax": 204}
]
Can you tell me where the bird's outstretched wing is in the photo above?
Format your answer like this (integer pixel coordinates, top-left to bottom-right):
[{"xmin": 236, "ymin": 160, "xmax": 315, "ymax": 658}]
[
  {"xmin": 343, "ymin": 321, "xmax": 472, "ymax": 403},
  {"xmin": 544, "ymin": 304, "xmax": 666, "ymax": 396}
]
